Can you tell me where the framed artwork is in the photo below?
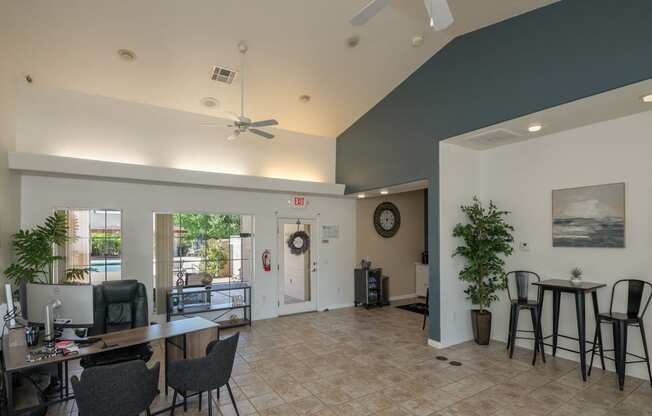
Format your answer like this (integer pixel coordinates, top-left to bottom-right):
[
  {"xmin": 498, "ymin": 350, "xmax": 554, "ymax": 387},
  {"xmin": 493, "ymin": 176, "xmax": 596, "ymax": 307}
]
[{"xmin": 552, "ymin": 182, "xmax": 625, "ymax": 248}]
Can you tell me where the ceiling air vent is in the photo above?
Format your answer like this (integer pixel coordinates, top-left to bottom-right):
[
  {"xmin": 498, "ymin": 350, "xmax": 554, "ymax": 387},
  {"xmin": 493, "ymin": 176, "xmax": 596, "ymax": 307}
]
[
  {"xmin": 464, "ymin": 128, "xmax": 520, "ymax": 147},
  {"xmin": 210, "ymin": 65, "xmax": 237, "ymax": 84}
]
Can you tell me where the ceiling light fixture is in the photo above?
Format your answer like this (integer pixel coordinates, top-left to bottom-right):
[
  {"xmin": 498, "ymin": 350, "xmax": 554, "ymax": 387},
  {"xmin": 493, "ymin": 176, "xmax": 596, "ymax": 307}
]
[
  {"xmin": 380, "ymin": 189, "xmax": 389, "ymax": 195},
  {"xmin": 412, "ymin": 35, "xmax": 424, "ymax": 47},
  {"xmin": 642, "ymin": 93, "xmax": 652, "ymax": 103},
  {"xmin": 200, "ymin": 97, "xmax": 219, "ymax": 109},
  {"xmin": 528, "ymin": 123, "xmax": 543, "ymax": 133},
  {"xmin": 299, "ymin": 94, "xmax": 311, "ymax": 103},
  {"xmin": 358, "ymin": 194, "xmax": 366, "ymax": 199},
  {"xmin": 117, "ymin": 49, "xmax": 137, "ymax": 62}
]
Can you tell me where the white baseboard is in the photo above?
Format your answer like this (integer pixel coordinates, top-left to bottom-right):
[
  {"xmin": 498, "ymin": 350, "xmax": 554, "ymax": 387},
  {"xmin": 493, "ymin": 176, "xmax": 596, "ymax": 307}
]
[
  {"xmin": 428, "ymin": 338, "xmax": 447, "ymax": 349},
  {"xmin": 390, "ymin": 293, "xmax": 417, "ymax": 301},
  {"xmin": 320, "ymin": 303, "xmax": 354, "ymax": 311}
]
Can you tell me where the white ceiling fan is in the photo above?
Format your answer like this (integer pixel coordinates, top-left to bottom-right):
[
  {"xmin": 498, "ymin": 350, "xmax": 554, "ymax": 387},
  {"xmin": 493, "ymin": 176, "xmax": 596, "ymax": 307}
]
[
  {"xmin": 350, "ymin": 0, "xmax": 454, "ymax": 31},
  {"xmin": 204, "ymin": 42, "xmax": 278, "ymax": 141}
]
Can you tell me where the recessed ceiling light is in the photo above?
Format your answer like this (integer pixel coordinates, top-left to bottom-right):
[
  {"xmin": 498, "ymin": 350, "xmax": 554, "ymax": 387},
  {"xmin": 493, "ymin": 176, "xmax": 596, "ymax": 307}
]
[
  {"xmin": 299, "ymin": 94, "xmax": 311, "ymax": 103},
  {"xmin": 357, "ymin": 194, "xmax": 366, "ymax": 199},
  {"xmin": 642, "ymin": 93, "xmax": 652, "ymax": 103},
  {"xmin": 200, "ymin": 97, "xmax": 219, "ymax": 109},
  {"xmin": 380, "ymin": 189, "xmax": 389, "ymax": 195},
  {"xmin": 347, "ymin": 36, "xmax": 360, "ymax": 48},
  {"xmin": 528, "ymin": 123, "xmax": 543, "ymax": 133},
  {"xmin": 411, "ymin": 35, "xmax": 424, "ymax": 47},
  {"xmin": 117, "ymin": 49, "xmax": 137, "ymax": 62}
]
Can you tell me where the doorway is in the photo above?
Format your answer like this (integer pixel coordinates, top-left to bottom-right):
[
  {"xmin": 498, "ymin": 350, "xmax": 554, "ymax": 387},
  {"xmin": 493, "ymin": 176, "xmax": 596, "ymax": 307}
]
[{"xmin": 278, "ymin": 218, "xmax": 317, "ymax": 315}]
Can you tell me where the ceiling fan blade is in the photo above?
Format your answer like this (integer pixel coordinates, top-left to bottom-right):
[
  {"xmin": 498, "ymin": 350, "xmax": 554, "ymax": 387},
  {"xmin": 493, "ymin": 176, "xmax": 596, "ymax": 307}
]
[
  {"xmin": 249, "ymin": 119, "xmax": 278, "ymax": 128},
  {"xmin": 249, "ymin": 128, "xmax": 275, "ymax": 140},
  {"xmin": 350, "ymin": 0, "xmax": 391, "ymax": 26},
  {"xmin": 424, "ymin": 0, "xmax": 454, "ymax": 31}
]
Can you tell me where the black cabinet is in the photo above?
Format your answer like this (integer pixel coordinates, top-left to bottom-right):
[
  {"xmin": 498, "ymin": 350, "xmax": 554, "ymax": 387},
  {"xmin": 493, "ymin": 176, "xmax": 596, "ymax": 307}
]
[{"xmin": 355, "ymin": 268, "xmax": 388, "ymax": 308}]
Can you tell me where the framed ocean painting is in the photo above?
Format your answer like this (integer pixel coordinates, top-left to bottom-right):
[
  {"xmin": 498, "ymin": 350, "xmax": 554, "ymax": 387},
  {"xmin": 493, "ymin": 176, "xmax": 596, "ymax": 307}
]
[{"xmin": 552, "ymin": 183, "xmax": 625, "ymax": 248}]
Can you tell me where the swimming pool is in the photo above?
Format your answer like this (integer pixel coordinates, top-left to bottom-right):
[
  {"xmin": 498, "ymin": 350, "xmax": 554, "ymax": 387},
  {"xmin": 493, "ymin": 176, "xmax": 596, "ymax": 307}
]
[{"xmin": 90, "ymin": 259, "xmax": 122, "ymax": 273}]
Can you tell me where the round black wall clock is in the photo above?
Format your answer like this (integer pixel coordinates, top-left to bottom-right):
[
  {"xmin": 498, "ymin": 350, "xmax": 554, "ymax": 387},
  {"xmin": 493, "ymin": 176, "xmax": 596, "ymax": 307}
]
[{"xmin": 374, "ymin": 202, "xmax": 401, "ymax": 238}]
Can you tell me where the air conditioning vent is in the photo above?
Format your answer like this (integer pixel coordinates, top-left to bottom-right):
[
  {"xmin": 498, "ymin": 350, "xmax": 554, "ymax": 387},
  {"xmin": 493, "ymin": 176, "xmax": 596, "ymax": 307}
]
[
  {"xmin": 464, "ymin": 128, "xmax": 520, "ymax": 146},
  {"xmin": 210, "ymin": 65, "xmax": 237, "ymax": 84}
]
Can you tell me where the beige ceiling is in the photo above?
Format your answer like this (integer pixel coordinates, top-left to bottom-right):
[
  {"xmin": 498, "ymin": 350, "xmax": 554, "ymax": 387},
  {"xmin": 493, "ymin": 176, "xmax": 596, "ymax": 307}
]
[{"xmin": 2, "ymin": 0, "xmax": 557, "ymax": 138}]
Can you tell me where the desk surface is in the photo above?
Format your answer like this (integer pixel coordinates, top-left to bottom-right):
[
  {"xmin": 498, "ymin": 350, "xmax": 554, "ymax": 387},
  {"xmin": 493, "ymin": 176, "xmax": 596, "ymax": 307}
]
[
  {"xmin": 533, "ymin": 279, "xmax": 606, "ymax": 292},
  {"xmin": 2, "ymin": 316, "xmax": 218, "ymax": 372}
]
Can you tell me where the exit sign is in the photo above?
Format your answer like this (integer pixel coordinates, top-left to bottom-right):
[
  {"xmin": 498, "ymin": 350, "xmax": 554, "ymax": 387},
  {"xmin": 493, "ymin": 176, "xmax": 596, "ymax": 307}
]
[{"xmin": 291, "ymin": 196, "xmax": 306, "ymax": 208}]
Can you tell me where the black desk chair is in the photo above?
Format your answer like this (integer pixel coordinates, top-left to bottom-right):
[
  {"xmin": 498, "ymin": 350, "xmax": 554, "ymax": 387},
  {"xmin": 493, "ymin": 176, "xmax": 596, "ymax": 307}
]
[
  {"xmin": 81, "ymin": 280, "xmax": 154, "ymax": 368},
  {"xmin": 589, "ymin": 279, "xmax": 652, "ymax": 390},
  {"xmin": 422, "ymin": 288, "xmax": 429, "ymax": 330},
  {"xmin": 168, "ymin": 332, "xmax": 240, "ymax": 416},
  {"xmin": 505, "ymin": 271, "xmax": 545, "ymax": 363},
  {"xmin": 71, "ymin": 360, "xmax": 160, "ymax": 416}
]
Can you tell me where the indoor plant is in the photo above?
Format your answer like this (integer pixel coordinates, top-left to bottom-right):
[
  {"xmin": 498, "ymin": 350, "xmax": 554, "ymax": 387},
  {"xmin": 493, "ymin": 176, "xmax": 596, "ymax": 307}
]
[
  {"xmin": 4, "ymin": 212, "xmax": 89, "ymax": 285},
  {"xmin": 453, "ymin": 197, "xmax": 514, "ymax": 345},
  {"xmin": 570, "ymin": 267, "xmax": 583, "ymax": 285}
]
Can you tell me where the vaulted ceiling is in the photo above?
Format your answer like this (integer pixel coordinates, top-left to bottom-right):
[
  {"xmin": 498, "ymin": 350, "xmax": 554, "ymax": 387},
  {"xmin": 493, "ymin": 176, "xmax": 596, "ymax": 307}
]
[{"xmin": 2, "ymin": 0, "xmax": 557, "ymax": 137}]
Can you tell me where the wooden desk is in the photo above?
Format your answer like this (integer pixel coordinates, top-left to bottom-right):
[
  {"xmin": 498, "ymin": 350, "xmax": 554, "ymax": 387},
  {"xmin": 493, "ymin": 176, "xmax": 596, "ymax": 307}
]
[
  {"xmin": 2, "ymin": 317, "xmax": 219, "ymax": 415},
  {"xmin": 532, "ymin": 279, "xmax": 606, "ymax": 381}
]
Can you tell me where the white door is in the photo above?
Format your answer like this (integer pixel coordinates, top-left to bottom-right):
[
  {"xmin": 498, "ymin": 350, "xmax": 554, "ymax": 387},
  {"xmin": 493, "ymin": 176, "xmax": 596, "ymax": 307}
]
[{"xmin": 278, "ymin": 219, "xmax": 317, "ymax": 315}]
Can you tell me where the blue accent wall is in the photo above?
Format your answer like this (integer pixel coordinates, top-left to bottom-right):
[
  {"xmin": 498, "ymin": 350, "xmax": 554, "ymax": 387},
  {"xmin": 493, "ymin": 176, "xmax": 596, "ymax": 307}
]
[{"xmin": 336, "ymin": 0, "xmax": 652, "ymax": 341}]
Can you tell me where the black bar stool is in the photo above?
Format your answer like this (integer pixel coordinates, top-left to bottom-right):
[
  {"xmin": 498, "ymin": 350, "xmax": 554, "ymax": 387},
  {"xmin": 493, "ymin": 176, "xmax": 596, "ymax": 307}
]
[
  {"xmin": 506, "ymin": 271, "xmax": 545, "ymax": 363},
  {"xmin": 589, "ymin": 279, "xmax": 652, "ymax": 390}
]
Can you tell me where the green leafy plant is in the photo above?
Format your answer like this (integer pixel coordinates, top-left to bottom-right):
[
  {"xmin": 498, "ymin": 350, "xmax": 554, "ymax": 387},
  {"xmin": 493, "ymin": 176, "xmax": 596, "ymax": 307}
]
[
  {"xmin": 453, "ymin": 197, "xmax": 514, "ymax": 312},
  {"xmin": 4, "ymin": 212, "xmax": 90, "ymax": 285},
  {"xmin": 571, "ymin": 267, "xmax": 583, "ymax": 280}
]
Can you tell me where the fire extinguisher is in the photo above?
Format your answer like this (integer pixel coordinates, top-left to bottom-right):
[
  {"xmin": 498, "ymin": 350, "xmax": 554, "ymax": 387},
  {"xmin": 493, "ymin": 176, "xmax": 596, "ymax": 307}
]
[{"xmin": 262, "ymin": 249, "xmax": 271, "ymax": 272}]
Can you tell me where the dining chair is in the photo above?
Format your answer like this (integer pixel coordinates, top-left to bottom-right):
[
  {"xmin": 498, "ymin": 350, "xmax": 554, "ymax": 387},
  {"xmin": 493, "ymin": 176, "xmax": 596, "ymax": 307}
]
[
  {"xmin": 505, "ymin": 271, "xmax": 545, "ymax": 363},
  {"xmin": 168, "ymin": 332, "xmax": 240, "ymax": 416},
  {"xmin": 71, "ymin": 360, "xmax": 160, "ymax": 416},
  {"xmin": 422, "ymin": 288, "xmax": 429, "ymax": 330},
  {"xmin": 589, "ymin": 279, "xmax": 652, "ymax": 390}
]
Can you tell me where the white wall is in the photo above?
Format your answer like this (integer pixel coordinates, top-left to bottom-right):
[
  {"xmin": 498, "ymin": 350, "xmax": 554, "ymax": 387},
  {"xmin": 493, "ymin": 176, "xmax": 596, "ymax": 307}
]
[
  {"xmin": 0, "ymin": 27, "xmax": 21, "ymax": 300},
  {"xmin": 441, "ymin": 110, "xmax": 652, "ymax": 379},
  {"xmin": 20, "ymin": 174, "xmax": 356, "ymax": 321},
  {"xmin": 439, "ymin": 142, "xmax": 481, "ymax": 346},
  {"xmin": 16, "ymin": 86, "xmax": 336, "ymax": 183}
]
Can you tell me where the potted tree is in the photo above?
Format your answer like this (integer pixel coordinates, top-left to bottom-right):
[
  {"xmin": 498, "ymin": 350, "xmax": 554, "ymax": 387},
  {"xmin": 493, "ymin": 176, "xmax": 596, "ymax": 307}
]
[
  {"xmin": 453, "ymin": 197, "xmax": 514, "ymax": 345},
  {"xmin": 4, "ymin": 211, "xmax": 89, "ymax": 285}
]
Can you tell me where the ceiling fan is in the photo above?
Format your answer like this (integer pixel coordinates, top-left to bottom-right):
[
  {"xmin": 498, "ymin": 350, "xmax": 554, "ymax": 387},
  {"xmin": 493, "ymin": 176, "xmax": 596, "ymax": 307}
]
[
  {"xmin": 204, "ymin": 42, "xmax": 278, "ymax": 141},
  {"xmin": 350, "ymin": 0, "xmax": 454, "ymax": 31}
]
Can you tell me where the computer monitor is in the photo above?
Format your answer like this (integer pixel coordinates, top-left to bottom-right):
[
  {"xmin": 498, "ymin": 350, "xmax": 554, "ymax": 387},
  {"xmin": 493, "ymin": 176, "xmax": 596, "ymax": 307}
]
[{"xmin": 25, "ymin": 283, "xmax": 94, "ymax": 328}]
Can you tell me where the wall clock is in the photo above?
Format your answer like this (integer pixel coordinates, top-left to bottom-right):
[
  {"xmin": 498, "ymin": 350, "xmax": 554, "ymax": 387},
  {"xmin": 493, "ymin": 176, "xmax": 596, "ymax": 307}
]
[{"xmin": 374, "ymin": 202, "xmax": 401, "ymax": 238}]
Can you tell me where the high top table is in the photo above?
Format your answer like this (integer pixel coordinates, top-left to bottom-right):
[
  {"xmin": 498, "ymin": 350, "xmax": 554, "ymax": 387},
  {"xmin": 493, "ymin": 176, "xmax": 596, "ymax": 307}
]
[{"xmin": 532, "ymin": 279, "xmax": 606, "ymax": 381}]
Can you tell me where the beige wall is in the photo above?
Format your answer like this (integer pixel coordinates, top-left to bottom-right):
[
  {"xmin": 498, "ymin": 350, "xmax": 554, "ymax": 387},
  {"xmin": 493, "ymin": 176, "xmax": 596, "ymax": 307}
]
[
  {"xmin": 356, "ymin": 190, "xmax": 425, "ymax": 298},
  {"xmin": 0, "ymin": 20, "xmax": 21, "ymax": 300}
]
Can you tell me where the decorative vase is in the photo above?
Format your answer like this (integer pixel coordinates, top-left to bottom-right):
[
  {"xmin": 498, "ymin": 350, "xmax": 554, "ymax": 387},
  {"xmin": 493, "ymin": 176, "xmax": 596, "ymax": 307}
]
[
  {"xmin": 471, "ymin": 309, "xmax": 492, "ymax": 345},
  {"xmin": 571, "ymin": 278, "xmax": 582, "ymax": 285}
]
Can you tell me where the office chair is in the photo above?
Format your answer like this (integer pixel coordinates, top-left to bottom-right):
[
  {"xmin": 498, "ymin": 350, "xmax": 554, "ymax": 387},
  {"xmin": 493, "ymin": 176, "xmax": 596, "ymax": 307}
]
[
  {"xmin": 81, "ymin": 280, "xmax": 153, "ymax": 368},
  {"xmin": 167, "ymin": 332, "xmax": 240, "ymax": 416},
  {"xmin": 589, "ymin": 279, "xmax": 652, "ymax": 390},
  {"xmin": 71, "ymin": 360, "xmax": 160, "ymax": 416}
]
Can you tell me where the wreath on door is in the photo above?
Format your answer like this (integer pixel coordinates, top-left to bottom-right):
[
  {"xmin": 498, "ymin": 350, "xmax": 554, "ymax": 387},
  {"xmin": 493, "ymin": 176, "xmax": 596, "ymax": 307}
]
[{"xmin": 287, "ymin": 230, "xmax": 310, "ymax": 255}]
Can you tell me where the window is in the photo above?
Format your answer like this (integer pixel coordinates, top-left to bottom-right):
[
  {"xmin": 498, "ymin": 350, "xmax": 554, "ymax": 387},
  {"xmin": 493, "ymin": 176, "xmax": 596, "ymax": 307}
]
[
  {"xmin": 153, "ymin": 213, "xmax": 253, "ymax": 312},
  {"xmin": 56, "ymin": 209, "xmax": 122, "ymax": 284}
]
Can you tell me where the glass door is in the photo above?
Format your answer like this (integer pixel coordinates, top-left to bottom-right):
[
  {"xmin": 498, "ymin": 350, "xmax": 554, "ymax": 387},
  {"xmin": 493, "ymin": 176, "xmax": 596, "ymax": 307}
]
[{"xmin": 278, "ymin": 219, "xmax": 317, "ymax": 315}]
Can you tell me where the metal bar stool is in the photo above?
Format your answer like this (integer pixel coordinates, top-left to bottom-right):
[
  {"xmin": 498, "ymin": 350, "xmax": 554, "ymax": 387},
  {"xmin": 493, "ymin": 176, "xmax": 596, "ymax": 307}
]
[
  {"xmin": 589, "ymin": 279, "xmax": 652, "ymax": 390},
  {"xmin": 506, "ymin": 271, "xmax": 545, "ymax": 364}
]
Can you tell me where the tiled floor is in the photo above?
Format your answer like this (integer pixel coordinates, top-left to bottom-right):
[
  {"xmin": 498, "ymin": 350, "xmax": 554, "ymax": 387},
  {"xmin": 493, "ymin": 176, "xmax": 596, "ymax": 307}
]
[{"xmin": 41, "ymin": 303, "xmax": 652, "ymax": 415}]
